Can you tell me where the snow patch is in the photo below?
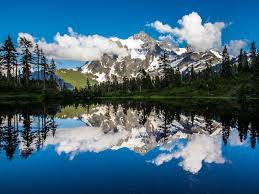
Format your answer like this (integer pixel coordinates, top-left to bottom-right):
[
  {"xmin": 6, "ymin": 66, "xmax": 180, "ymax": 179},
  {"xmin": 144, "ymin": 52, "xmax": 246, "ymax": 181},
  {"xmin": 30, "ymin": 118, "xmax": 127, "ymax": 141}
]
[
  {"xmin": 173, "ymin": 48, "xmax": 187, "ymax": 56},
  {"xmin": 95, "ymin": 72, "xmax": 106, "ymax": 83},
  {"xmin": 210, "ymin": 50, "xmax": 222, "ymax": 59}
]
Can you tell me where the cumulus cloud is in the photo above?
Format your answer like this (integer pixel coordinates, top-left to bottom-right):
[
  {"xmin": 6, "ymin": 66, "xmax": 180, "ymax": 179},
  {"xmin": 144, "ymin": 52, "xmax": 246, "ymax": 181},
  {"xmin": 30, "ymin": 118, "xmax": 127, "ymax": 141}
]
[
  {"xmin": 146, "ymin": 21, "xmax": 174, "ymax": 34},
  {"xmin": 45, "ymin": 126, "xmax": 129, "ymax": 160},
  {"xmin": 158, "ymin": 34, "xmax": 176, "ymax": 44},
  {"xmin": 152, "ymin": 134, "xmax": 225, "ymax": 174},
  {"xmin": 226, "ymin": 40, "xmax": 248, "ymax": 56},
  {"xmin": 18, "ymin": 28, "xmax": 129, "ymax": 62},
  {"xmin": 148, "ymin": 12, "xmax": 226, "ymax": 52}
]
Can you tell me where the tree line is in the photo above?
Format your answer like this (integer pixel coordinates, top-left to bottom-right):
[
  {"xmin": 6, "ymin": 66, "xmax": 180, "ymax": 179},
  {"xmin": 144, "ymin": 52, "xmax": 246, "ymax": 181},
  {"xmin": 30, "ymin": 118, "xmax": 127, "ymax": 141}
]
[
  {"xmin": 76, "ymin": 41, "xmax": 259, "ymax": 98},
  {"xmin": 0, "ymin": 35, "xmax": 57, "ymax": 91}
]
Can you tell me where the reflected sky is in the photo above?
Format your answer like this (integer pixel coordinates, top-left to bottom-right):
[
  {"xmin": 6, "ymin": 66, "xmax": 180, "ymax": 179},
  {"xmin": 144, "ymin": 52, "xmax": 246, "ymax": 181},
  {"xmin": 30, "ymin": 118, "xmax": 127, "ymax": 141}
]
[
  {"xmin": 18, "ymin": 104, "xmax": 257, "ymax": 173},
  {"xmin": 0, "ymin": 101, "xmax": 259, "ymax": 194}
]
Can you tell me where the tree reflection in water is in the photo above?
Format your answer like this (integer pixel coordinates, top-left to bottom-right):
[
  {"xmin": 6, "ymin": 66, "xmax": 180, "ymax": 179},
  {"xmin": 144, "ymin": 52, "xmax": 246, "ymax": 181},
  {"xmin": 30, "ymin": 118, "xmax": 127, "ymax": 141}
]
[
  {"xmin": 0, "ymin": 104, "xmax": 58, "ymax": 160},
  {"xmin": 0, "ymin": 100, "xmax": 259, "ymax": 161}
]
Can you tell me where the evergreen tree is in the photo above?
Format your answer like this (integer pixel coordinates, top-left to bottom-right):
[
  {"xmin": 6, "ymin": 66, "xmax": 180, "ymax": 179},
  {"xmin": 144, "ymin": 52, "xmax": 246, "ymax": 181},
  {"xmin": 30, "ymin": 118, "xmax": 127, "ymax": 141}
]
[
  {"xmin": 243, "ymin": 51, "xmax": 249, "ymax": 72},
  {"xmin": 19, "ymin": 37, "xmax": 33, "ymax": 86},
  {"xmin": 190, "ymin": 65, "xmax": 196, "ymax": 81},
  {"xmin": 0, "ymin": 35, "xmax": 17, "ymax": 81},
  {"xmin": 250, "ymin": 41, "xmax": 257, "ymax": 71},
  {"xmin": 14, "ymin": 58, "xmax": 19, "ymax": 83},
  {"xmin": 0, "ymin": 54, "xmax": 4, "ymax": 78},
  {"xmin": 204, "ymin": 63, "xmax": 212, "ymax": 80},
  {"xmin": 33, "ymin": 43, "xmax": 41, "ymax": 81},
  {"xmin": 221, "ymin": 46, "xmax": 232, "ymax": 78},
  {"xmin": 122, "ymin": 76, "xmax": 129, "ymax": 91},
  {"xmin": 254, "ymin": 53, "xmax": 259, "ymax": 97},
  {"xmin": 41, "ymin": 53, "xmax": 48, "ymax": 91},
  {"xmin": 49, "ymin": 58, "xmax": 56, "ymax": 82},
  {"xmin": 237, "ymin": 49, "xmax": 244, "ymax": 73},
  {"xmin": 111, "ymin": 75, "xmax": 118, "ymax": 90},
  {"xmin": 144, "ymin": 73, "xmax": 153, "ymax": 89},
  {"xmin": 154, "ymin": 75, "xmax": 161, "ymax": 89},
  {"xmin": 86, "ymin": 78, "xmax": 91, "ymax": 90},
  {"xmin": 174, "ymin": 67, "xmax": 181, "ymax": 86},
  {"xmin": 158, "ymin": 50, "xmax": 171, "ymax": 82},
  {"xmin": 138, "ymin": 69, "xmax": 147, "ymax": 92}
]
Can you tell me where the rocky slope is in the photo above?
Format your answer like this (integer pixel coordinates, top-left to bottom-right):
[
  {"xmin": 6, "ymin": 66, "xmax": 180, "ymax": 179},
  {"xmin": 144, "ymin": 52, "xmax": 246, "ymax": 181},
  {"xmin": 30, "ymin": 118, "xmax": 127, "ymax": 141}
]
[{"xmin": 79, "ymin": 31, "xmax": 223, "ymax": 83}]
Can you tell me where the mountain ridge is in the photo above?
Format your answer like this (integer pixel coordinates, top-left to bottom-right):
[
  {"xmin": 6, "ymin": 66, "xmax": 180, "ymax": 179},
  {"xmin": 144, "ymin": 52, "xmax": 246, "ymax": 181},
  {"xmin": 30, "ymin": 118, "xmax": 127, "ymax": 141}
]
[
  {"xmin": 56, "ymin": 31, "xmax": 223, "ymax": 87},
  {"xmin": 79, "ymin": 31, "xmax": 223, "ymax": 83}
]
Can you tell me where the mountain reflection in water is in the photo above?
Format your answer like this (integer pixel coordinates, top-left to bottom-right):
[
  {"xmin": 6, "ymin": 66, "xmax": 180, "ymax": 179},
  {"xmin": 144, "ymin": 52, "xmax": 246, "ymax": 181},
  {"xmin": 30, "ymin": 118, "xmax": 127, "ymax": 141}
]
[{"xmin": 0, "ymin": 101, "xmax": 258, "ymax": 174}]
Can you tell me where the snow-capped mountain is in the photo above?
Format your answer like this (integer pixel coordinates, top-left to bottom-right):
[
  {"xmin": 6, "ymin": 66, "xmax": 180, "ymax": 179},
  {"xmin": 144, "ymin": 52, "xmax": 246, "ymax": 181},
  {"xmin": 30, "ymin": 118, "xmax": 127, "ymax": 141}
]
[
  {"xmin": 56, "ymin": 104, "xmax": 223, "ymax": 155},
  {"xmin": 79, "ymin": 31, "xmax": 223, "ymax": 83}
]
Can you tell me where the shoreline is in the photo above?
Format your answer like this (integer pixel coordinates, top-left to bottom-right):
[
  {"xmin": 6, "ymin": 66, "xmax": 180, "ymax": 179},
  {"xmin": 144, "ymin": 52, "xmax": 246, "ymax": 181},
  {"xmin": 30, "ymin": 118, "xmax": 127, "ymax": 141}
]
[{"xmin": 1, "ymin": 93, "xmax": 258, "ymax": 103}]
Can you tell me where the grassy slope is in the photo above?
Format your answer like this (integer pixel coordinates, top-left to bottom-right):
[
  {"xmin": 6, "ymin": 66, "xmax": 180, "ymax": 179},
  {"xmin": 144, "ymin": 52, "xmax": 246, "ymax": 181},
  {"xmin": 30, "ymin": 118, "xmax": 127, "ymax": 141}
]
[{"xmin": 56, "ymin": 69, "xmax": 96, "ymax": 88}]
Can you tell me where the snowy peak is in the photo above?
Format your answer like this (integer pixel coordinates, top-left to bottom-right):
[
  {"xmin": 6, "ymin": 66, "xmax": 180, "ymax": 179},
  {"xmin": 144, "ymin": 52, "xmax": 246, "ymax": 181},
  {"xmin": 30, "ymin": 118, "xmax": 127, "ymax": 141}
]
[
  {"xmin": 80, "ymin": 31, "xmax": 222, "ymax": 83},
  {"xmin": 132, "ymin": 31, "xmax": 157, "ymax": 45}
]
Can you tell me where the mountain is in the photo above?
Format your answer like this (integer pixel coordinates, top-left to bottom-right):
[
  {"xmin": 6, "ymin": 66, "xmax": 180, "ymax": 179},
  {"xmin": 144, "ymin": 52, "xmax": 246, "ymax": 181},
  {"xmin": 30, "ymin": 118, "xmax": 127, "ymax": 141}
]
[
  {"xmin": 79, "ymin": 31, "xmax": 223, "ymax": 83},
  {"xmin": 55, "ymin": 104, "xmax": 223, "ymax": 155}
]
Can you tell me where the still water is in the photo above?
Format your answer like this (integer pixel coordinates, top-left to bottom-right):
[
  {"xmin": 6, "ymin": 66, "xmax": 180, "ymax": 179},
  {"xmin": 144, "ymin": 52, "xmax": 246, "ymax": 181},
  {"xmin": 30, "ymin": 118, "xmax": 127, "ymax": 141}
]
[{"xmin": 0, "ymin": 101, "xmax": 259, "ymax": 194}]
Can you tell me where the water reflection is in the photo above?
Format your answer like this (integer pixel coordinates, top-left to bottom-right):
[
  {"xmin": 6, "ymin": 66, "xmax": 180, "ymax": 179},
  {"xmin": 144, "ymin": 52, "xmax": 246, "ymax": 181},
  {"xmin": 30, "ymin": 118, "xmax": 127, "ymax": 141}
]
[
  {"xmin": 0, "ymin": 101, "xmax": 259, "ymax": 174},
  {"xmin": 0, "ymin": 105, "xmax": 58, "ymax": 159}
]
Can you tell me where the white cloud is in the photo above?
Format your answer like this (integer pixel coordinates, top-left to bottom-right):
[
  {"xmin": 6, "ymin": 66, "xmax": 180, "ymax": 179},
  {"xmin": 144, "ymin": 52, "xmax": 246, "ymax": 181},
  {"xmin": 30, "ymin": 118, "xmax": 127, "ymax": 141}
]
[
  {"xmin": 226, "ymin": 40, "xmax": 248, "ymax": 56},
  {"xmin": 148, "ymin": 12, "xmax": 226, "ymax": 52},
  {"xmin": 45, "ymin": 126, "xmax": 129, "ymax": 160},
  {"xmin": 158, "ymin": 34, "xmax": 176, "ymax": 43},
  {"xmin": 19, "ymin": 28, "xmax": 129, "ymax": 62},
  {"xmin": 146, "ymin": 20, "xmax": 174, "ymax": 34},
  {"xmin": 152, "ymin": 134, "xmax": 225, "ymax": 174}
]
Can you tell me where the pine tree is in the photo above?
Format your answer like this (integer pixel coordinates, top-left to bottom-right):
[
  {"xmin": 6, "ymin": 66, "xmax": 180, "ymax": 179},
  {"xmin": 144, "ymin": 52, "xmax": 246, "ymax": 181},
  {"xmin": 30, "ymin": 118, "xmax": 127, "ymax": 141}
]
[
  {"xmin": 0, "ymin": 35, "xmax": 17, "ymax": 81},
  {"xmin": 49, "ymin": 58, "xmax": 56, "ymax": 82},
  {"xmin": 254, "ymin": 53, "xmax": 259, "ymax": 97},
  {"xmin": 154, "ymin": 75, "xmax": 161, "ymax": 89},
  {"xmin": 221, "ymin": 46, "xmax": 232, "ymax": 78},
  {"xmin": 243, "ymin": 51, "xmax": 249, "ymax": 72},
  {"xmin": 14, "ymin": 58, "xmax": 19, "ymax": 83},
  {"xmin": 86, "ymin": 78, "xmax": 91, "ymax": 90},
  {"xmin": 122, "ymin": 76, "xmax": 129, "ymax": 91},
  {"xmin": 138, "ymin": 69, "xmax": 147, "ymax": 92},
  {"xmin": 19, "ymin": 37, "xmax": 33, "ymax": 86},
  {"xmin": 237, "ymin": 49, "xmax": 244, "ymax": 73},
  {"xmin": 33, "ymin": 43, "xmax": 41, "ymax": 81},
  {"xmin": 174, "ymin": 67, "xmax": 181, "ymax": 86},
  {"xmin": 190, "ymin": 65, "xmax": 196, "ymax": 81},
  {"xmin": 204, "ymin": 63, "xmax": 212, "ymax": 79},
  {"xmin": 41, "ymin": 53, "xmax": 48, "ymax": 91},
  {"xmin": 0, "ymin": 57, "xmax": 3, "ymax": 78},
  {"xmin": 158, "ymin": 50, "xmax": 171, "ymax": 81},
  {"xmin": 144, "ymin": 73, "xmax": 153, "ymax": 89},
  {"xmin": 250, "ymin": 41, "xmax": 257, "ymax": 71}
]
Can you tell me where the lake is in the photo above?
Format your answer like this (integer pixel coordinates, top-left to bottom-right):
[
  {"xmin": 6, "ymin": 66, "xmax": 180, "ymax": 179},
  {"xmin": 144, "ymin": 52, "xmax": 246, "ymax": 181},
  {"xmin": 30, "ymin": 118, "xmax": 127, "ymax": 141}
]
[{"xmin": 0, "ymin": 100, "xmax": 259, "ymax": 194}]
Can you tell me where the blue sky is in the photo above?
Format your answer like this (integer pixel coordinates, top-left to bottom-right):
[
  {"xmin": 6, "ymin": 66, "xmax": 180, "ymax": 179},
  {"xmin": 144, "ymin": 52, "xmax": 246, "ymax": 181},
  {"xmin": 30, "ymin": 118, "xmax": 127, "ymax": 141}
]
[{"xmin": 0, "ymin": 0, "xmax": 258, "ymax": 68}]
